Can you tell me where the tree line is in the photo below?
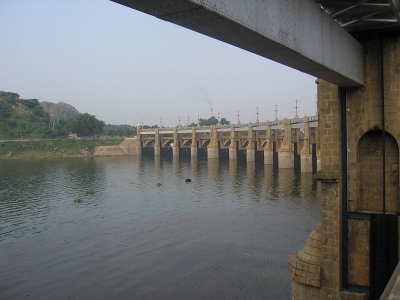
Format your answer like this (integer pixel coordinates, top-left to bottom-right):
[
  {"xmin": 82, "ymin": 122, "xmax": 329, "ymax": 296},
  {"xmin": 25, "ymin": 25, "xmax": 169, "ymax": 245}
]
[{"xmin": 0, "ymin": 91, "xmax": 231, "ymax": 139}]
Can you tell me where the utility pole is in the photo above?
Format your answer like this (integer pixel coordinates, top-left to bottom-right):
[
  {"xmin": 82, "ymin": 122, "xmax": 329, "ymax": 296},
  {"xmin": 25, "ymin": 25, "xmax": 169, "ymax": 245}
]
[
  {"xmin": 315, "ymin": 94, "xmax": 318, "ymax": 115},
  {"xmin": 256, "ymin": 107, "xmax": 259, "ymax": 124},
  {"xmin": 217, "ymin": 112, "xmax": 220, "ymax": 125},
  {"xmin": 237, "ymin": 110, "xmax": 241, "ymax": 125},
  {"xmin": 178, "ymin": 116, "xmax": 181, "ymax": 127},
  {"xmin": 160, "ymin": 118, "xmax": 162, "ymax": 128},
  {"xmin": 294, "ymin": 99, "xmax": 299, "ymax": 118},
  {"xmin": 274, "ymin": 104, "xmax": 278, "ymax": 121}
]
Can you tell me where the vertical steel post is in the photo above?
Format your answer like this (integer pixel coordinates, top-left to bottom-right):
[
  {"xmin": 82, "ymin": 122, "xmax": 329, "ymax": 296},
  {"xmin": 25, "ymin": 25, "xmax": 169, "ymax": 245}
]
[
  {"xmin": 380, "ymin": 36, "xmax": 387, "ymax": 292},
  {"xmin": 340, "ymin": 86, "xmax": 349, "ymax": 289}
]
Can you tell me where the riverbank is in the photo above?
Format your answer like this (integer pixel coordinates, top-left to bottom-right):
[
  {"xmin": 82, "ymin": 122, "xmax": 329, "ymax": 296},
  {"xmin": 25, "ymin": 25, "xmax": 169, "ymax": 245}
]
[{"xmin": 0, "ymin": 139, "xmax": 124, "ymax": 159}]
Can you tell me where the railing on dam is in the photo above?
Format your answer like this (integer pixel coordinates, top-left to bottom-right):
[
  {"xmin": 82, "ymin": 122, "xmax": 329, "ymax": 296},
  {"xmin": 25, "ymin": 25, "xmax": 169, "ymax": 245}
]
[{"xmin": 139, "ymin": 115, "xmax": 318, "ymax": 134}]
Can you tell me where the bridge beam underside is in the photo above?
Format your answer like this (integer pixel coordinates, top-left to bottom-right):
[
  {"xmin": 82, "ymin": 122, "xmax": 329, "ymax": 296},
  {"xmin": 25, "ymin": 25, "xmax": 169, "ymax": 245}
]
[{"xmin": 112, "ymin": 0, "xmax": 364, "ymax": 87}]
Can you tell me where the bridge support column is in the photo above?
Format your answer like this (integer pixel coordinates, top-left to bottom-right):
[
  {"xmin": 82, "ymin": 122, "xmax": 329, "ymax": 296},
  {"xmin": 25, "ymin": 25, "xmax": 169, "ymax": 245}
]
[
  {"xmin": 290, "ymin": 79, "xmax": 342, "ymax": 300},
  {"xmin": 278, "ymin": 119, "xmax": 293, "ymax": 169},
  {"xmin": 154, "ymin": 128, "xmax": 160, "ymax": 156},
  {"xmin": 207, "ymin": 148, "xmax": 218, "ymax": 159},
  {"xmin": 246, "ymin": 149, "xmax": 255, "ymax": 162},
  {"xmin": 154, "ymin": 146, "xmax": 160, "ymax": 156},
  {"xmin": 191, "ymin": 147, "xmax": 197, "ymax": 157},
  {"xmin": 173, "ymin": 127, "xmax": 179, "ymax": 157},
  {"xmin": 229, "ymin": 124, "xmax": 236, "ymax": 160},
  {"xmin": 300, "ymin": 116, "xmax": 312, "ymax": 173},
  {"xmin": 246, "ymin": 122, "xmax": 255, "ymax": 162},
  {"xmin": 264, "ymin": 149, "xmax": 273, "ymax": 164},
  {"xmin": 229, "ymin": 147, "xmax": 237, "ymax": 160},
  {"xmin": 207, "ymin": 125, "xmax": 219, "ymax": 159},
  {"xmin": 173, "ymin": 146, "xmax": 179, "ymax": 157},
  {"xmin": 300, "ymin": 147, "xmax": 312, "ymax": 172},
  {"xmin": 133, "ymin": 125, "xmax": 142, "ymax": 156},
  {"xmin": 264, "ymin": 121, "xmax": 273, "ymax": 165},
  {"xmin": 278, "ymin": 152, "xmax": 293, "ymax": 169},
  {"xmin": 190, "ymin": 127, "xmax": 197, "ymax": 158}
]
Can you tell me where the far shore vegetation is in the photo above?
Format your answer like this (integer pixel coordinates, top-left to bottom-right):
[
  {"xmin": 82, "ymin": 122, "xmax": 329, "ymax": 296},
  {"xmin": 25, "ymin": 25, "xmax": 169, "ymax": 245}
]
[
  {"xmin": 0, "ymin": 139, "xmax": 124, "ymax": 159},
  {"xmin": 0, "ymin": 91, "xmax": 137, "ymax": 139},
  {"xmin": 0, "ymin": 90, "xmax": 231, "ymax": 142},
  {"xmin": 0, "ymin": 90, "xmax": 233, "ymax": 159}
]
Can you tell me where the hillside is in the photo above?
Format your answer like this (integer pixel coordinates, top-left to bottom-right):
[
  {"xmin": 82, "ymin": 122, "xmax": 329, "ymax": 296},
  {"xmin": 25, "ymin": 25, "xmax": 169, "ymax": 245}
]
[
  {"xmin": 0, "ymin": 90, "xmax": 137, "ymax": 139},
  {"xmin": 0, "ymin": 91, "xmax": 64, "ymax": 139},
  {"xmin": 40, "ymin": 101, "xmax": 79, "ymax": 121}
]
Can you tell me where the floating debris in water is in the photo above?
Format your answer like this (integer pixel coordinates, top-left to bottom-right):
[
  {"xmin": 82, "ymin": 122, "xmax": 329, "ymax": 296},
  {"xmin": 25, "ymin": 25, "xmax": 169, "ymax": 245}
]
[
  {"xmin": 157, "ymin": 182, "xmax": 162, "ymax": 187},
  {"xmin": 74, "ymin": 198, "xmax": 82, "ymax": 203},
  {"xmin": 85, "ymin": 190, "xmax": 95, "ymax": 196},
  {"xmin": 185, "ymin": 178, "xmax": 191, "ymax": 182}
]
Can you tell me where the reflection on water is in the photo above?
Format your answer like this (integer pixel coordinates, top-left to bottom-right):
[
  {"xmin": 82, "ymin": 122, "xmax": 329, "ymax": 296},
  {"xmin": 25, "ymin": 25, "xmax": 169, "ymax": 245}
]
[
  {"xmin": 0, "ymin": 157, "xmax": 320, "ymax": 243},
  {"xmin": 0, "ymin": 156, "xmax": 320, "ymax": 299}
]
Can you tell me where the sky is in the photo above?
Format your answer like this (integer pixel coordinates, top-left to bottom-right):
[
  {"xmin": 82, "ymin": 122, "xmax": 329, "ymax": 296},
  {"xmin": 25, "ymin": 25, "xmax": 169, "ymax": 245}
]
[{"xmin": 1, "ymin": 0, "xmax": 317, "ymax": 127}]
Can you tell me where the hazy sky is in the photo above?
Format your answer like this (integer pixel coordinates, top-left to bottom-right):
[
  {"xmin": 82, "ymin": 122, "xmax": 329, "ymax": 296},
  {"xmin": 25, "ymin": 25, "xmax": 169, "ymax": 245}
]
[{"xmin": 1, "ymin": 0, "xmax": 317, "ymax": 127}]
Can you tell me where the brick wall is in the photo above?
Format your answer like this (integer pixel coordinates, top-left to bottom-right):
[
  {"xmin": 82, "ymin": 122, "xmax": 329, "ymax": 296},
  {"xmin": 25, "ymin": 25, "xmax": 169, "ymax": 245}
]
[{"xmin": 291, "ymin": 35, "xmax": 399, "ymax": 299}]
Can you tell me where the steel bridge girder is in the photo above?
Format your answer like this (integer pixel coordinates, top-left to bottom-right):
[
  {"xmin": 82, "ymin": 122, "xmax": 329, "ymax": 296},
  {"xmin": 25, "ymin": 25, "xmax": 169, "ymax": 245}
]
[{"xmin": 113, "ymin": 0, "xmax": 364, "ymax": 86}]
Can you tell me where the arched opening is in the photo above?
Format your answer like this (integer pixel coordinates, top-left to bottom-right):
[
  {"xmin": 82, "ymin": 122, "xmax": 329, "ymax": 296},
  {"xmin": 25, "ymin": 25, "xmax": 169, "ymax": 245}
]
[
  {"xmin": 358, "ymin": 130, "xmax": 398, "ymax": 213},
  {"xmin": 182, "ymin": 139, "xmax": 192, "ymax": 147},
  {"xmin": 201, "ymin": 139, "xmax": 210, "ymax": 147},
  {"xmin": 144, "ymin": 140, "xmax": 155, "ymax": 147},
  {"xmin": 348, "ymin": 130, "xmax": 399, "ymax": 297},
  {"xmin": 163, "ymin": 139, "xmax": 174, "ymax": 147}
]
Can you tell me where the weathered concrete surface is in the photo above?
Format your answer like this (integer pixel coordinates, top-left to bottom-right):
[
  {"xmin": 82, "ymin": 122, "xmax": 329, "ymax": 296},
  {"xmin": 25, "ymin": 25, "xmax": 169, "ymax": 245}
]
[
  {"xmin": 95, "ymin": 138, "xmax": 141, "ymax": 156},
  {"xmin": 94, "ymin": 145, "xmax": 126, "ymax": 156},
  {"xmin": 119, "ymin": 138, "xmax": 142, "ymax": 155}
]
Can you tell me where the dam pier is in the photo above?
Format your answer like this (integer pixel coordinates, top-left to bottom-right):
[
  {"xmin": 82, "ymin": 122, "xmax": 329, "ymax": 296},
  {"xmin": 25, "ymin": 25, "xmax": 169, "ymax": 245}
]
[{"xmin": 97, "ymin": 115, "xmax": 320, "ymax": 173}]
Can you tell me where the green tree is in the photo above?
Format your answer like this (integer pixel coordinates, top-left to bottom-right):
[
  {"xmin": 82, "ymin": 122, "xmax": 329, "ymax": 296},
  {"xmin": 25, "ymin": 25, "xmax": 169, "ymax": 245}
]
[
  {"xmin": 200, "ymin": 116, "xmax": 218, "ymax": 126},
  {"xmin": 65, "ymin": 113, "xmax": 105, "ymax": 137},
  {"xmin": 189, "ymin": 116, "xmax": 230, "ymax": 126},
  {"xmin": 220, "ymin": 118, "xmax": 230, "ymax": 125}
]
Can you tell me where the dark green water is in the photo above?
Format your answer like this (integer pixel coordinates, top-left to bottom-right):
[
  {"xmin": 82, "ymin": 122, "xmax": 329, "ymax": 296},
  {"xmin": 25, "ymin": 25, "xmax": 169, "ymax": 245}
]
[{"xmin": 0, "ymin": 156, "xmax": 320, "ymax": 299}]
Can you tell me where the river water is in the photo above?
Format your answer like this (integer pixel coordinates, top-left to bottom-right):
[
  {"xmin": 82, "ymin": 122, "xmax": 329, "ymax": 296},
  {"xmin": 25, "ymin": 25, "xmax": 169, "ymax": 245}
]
[{"xmin": 0, "ymin": 156, "xmax": 320, "ymax": 299}]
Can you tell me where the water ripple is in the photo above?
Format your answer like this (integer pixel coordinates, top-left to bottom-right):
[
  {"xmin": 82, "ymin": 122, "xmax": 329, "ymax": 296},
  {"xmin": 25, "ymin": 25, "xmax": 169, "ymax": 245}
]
[{"xmin": 0, "ymin": 157, "xmax": 320, "ymax": 246}]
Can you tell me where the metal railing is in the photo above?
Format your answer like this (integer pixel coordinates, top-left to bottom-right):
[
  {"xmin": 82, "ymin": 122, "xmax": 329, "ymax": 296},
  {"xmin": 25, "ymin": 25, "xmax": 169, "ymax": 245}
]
[{"xmin": 138, "ymin": 115, "xmax": 318, "ymax": 134}]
